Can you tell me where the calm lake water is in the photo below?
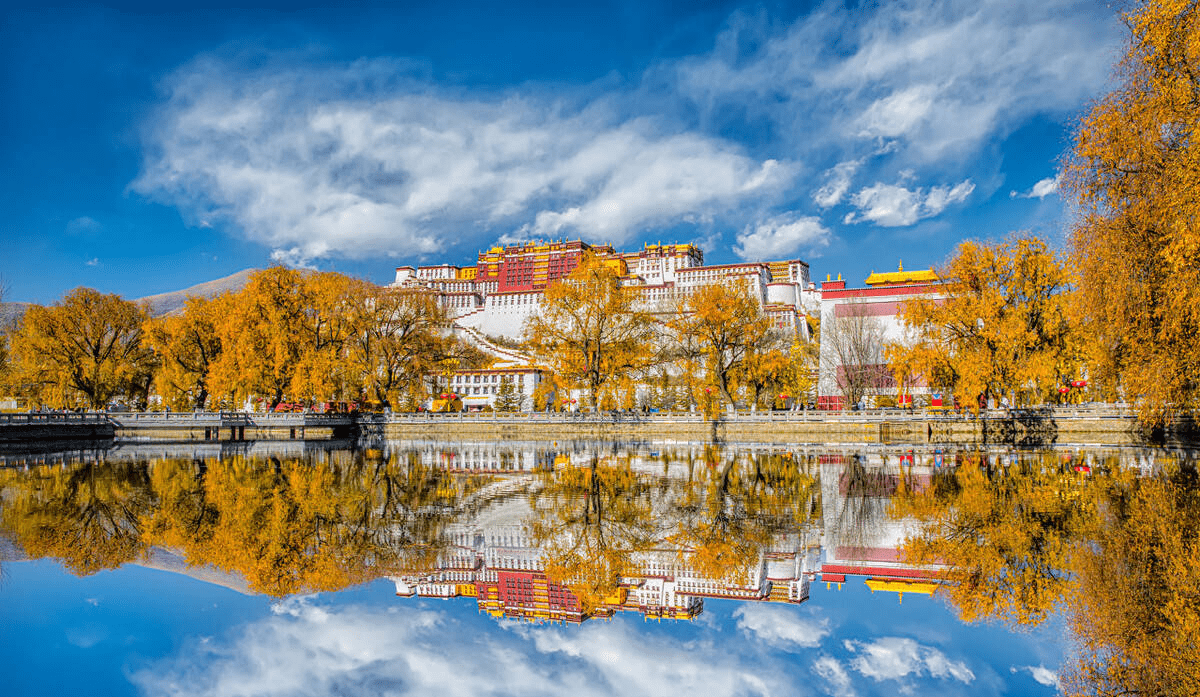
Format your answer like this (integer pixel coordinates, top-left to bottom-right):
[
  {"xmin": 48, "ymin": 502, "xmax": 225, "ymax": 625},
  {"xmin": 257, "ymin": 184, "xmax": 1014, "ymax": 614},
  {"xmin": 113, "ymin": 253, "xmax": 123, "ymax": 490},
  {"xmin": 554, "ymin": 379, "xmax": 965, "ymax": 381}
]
[{"xmin": 1, "ymin": 439, "xmax": 1194, "ymax": 697}]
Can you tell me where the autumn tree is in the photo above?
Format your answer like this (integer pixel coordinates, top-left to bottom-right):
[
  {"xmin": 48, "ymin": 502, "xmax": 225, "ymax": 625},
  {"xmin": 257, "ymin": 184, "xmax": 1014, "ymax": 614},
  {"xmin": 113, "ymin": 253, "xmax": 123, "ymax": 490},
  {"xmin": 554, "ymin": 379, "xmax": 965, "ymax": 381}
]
[
  {"xmin": 670, "ymin": 281, "xmax": 773, "ymax": 412},
  {"xmin": 287, "ymin": 271, "xmax": 362, "ymax": 403},
  {"xmin": 894, "ymin": 451, "xmax": 1096, "ymax": 625},
  {"xmin": 206, "ymin": 267, "xmax": 311, "ymax": 409},
  {"xmin": 525, "ymin": 254, "xmax": 654, "ymax": 411},
  {"xmin": 527, "ymin": 456, "xmax": 659, "ymax": 612},
  {"xmin": 821, "ymin": 299, "xmax": 889, "ymax": 408},
  {"xmin": 345, "ymin": 285, "xmax": 459, "ymax": 409},
  {"xmin": 1066, "ymin": 0, "xmax": 1200, "ymax": 424},
  {"xmin": 144, "ymin": 295, "xmax": 224, "ymax": 410},
  {"xmin": 0, "ymin": 462, "xmax": 153, "ymax": 575},
  {"xmin": 6, "ymin": 287, "xmax": 156, "ymax": 408},
  {"xmin": 1062, "ymin": 461, "xmax": 1200, "ymax": 697},
  {"xmin": 890, "ymin": 237, "xmax": 1081, "ymax": 410},
  {"xmin": 738, "ymin": 331, "xmax": 795, "ymax": 410}
]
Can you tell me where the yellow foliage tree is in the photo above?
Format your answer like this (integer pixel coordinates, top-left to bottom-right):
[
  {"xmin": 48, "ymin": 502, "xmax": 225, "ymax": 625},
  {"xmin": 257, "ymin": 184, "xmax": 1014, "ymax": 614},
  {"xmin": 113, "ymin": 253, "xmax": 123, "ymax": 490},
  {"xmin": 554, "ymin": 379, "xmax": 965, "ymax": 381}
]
[
  {"xmin": 890, "ymin": 237, "xmax": 1081, "ymax": 410},
  {"xmin": 894, "ymin": 451, "xmax": 1096, "ymax": 625},
  {"xmin": 525, "ymin": 254, "xmax": 653, "ymax": 411},
  {"xmin": 345, "ymin": 285, "xmax": 456, "ymax": 409},
  {"xmin": 528, "ymin": 457, "xmax": 657, "ymax": 613},
  {"xmin": 671, "ymin": 281, "xmax": 773, "ymax": 412},
  {"xmin": 207, "ymin": 267, "xmax": 312, "ymax": 409},
  {"xmin": 6, "ymin": 287, "xmax": 156, "ymax": 409},
  {"xmin": 144, "ymin": 295, "xmax": 224, "ymax": 410},
  {"xmin": 0, "ymin": 462, "xmax": 152, "ymax": 574},
  {"xmin": 1066, "ymin": 0, "xmax": 1200, "ymax": 424}
]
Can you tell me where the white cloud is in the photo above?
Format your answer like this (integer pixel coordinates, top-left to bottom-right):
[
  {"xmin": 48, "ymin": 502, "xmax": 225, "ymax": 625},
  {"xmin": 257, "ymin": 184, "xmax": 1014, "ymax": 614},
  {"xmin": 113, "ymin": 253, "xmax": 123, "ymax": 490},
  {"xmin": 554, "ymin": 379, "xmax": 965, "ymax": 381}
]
[
  {"xmin": 66, "ymin": 216, "xmax": 102, "ymax": 234},
  {"xmin": 673, "ymin": 0, "xmax": 1118, "ymax": 164},
  {"xmin": 844, "ymin": 637, "xmax": 974, "ymax": 684},
  {"xmin": 812, "ymin": 655, "xmax": 856, "ymax": 696},
  {"xmin": 85, "ymin": 257, "xmax": 100, "ymax": 267},
  {"xmin": 813, "ymin": 160, "xmax": 861, "ymax": 208},
  {"xmin": 733, "ymin": 604, "xmax": 831, "ymax": 649},
  {"xmin": 845, "ymin": 179, "xmax": 974, "ymax": 227},
  {"xmin": 1011, "ymin": 664, "xmax": 1059, "ymax": 687},
  {"xmin": 135, "ymin": 58, "xmax": 792, "ymax": 267},
  {"xmin": 1010, "ymin": 174, "xmax": 1061, "ymax": 199},
  {"xmin": 734, "ymin": 213, "xmax": 831, "ymax": 261},
  {"xmin": 132, "ymin": 599, "xmax": 789, "ymax": 697}
]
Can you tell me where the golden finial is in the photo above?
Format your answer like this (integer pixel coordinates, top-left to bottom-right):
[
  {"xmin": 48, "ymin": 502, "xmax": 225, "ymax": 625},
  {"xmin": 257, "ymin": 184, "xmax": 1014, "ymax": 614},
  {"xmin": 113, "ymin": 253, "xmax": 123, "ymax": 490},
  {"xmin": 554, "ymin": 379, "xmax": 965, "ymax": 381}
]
[{"xmin": 898, "ymin": 259, "xmax": 903, "ymax": 271}]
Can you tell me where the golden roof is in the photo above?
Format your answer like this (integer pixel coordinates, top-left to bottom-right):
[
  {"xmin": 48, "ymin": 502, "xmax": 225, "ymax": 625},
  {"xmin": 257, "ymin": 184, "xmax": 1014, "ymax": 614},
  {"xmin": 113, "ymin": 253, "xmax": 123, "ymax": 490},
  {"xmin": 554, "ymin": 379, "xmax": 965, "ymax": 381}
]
[
  {"xmin": 864, "ymin": 261, "xmax": 939, "ymax": 286},
  {"xmin": 864, "ymin": 578, "xmax": 939, "ymax": 595}
]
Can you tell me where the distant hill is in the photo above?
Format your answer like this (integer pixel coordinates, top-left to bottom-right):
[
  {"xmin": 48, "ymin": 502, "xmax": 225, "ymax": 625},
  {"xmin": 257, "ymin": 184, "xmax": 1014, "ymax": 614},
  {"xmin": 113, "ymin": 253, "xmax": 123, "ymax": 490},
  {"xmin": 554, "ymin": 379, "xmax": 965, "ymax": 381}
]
[
  {"xmin": 0, "ymin": 301, "xmax": 33, "ymax": 329},
  {"xmin": 136, "ymin": 268, "xmax": 258, "ymax": 317},
  {"xmin": 0, "ymin": 269, "xmax": 259, "ymax": 325}
]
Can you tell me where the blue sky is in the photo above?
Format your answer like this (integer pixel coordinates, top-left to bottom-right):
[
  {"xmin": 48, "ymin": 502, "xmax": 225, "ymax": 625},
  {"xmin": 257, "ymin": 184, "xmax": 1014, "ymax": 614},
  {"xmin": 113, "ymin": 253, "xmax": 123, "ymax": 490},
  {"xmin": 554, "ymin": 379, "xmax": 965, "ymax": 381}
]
[
  {"xmin": 2, "ymin": 1, "xmax": 1121, "ymax": 304},
  {"xmin": 1, "ymin": 559, "xmax": 1066, "ymax": 697}
]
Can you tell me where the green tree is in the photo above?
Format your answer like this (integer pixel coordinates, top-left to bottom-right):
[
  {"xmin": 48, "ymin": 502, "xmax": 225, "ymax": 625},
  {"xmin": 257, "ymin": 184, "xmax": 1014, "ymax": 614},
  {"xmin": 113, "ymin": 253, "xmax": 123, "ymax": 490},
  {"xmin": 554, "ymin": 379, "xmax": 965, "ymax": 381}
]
[{"xmin": 494, "ymin": 375, "xmax": 524, "ymax": 412}]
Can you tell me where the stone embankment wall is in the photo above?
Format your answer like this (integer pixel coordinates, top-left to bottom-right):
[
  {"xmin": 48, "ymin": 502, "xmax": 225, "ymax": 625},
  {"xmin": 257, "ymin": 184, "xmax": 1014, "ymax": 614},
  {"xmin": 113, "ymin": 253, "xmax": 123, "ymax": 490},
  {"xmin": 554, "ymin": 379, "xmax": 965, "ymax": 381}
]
[
  {"xmin": 0, "ymin": 407, "xmax": 1186, "ymax": 446},
  {"xmin": 370, "ymin": 407, "xmax": 1155, "ymax": 446}
]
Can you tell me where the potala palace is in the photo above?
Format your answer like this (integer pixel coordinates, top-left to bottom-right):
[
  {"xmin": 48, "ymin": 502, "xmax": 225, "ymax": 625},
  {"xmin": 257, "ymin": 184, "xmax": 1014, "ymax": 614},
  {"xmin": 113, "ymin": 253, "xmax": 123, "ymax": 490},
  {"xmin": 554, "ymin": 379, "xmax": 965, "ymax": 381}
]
[{"xmin": 392, "ymin": 239, "xmax": 942, "ymax": 410}]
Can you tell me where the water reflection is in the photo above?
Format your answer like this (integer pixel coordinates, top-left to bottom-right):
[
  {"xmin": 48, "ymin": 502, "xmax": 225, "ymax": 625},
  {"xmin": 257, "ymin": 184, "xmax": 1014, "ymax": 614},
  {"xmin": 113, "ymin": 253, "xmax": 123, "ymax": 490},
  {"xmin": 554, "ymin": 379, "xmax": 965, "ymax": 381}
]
[{"xmin": 1, "ymin": 440, "xmax": 1197, "ymax": 696}]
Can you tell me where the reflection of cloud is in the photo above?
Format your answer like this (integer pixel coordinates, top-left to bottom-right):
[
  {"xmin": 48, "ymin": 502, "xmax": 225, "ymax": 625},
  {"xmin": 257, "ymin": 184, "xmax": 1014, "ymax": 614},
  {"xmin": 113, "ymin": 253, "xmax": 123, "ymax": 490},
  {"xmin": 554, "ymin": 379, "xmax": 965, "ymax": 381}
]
[
  {"xmin": 844, "ymin": 637, "xmax": 974, "ymax": 683},
  {"xmin": 813, "ymin": 654, "xmax": 856, "ymax": 696},
  {"xmin": 133, "ymin": 599, "xmax": 788, "ymax": 697},
  {"xmin": 65, "ymin": 625, "xmax": 107, "ymax": 648},
  {"xmin": 1011, "ymin": 664, "xmax": 1058, "ymax": 687},
  {"xmin": 733, "ymin": 604, "xmax": 831, "ymax": 649}
]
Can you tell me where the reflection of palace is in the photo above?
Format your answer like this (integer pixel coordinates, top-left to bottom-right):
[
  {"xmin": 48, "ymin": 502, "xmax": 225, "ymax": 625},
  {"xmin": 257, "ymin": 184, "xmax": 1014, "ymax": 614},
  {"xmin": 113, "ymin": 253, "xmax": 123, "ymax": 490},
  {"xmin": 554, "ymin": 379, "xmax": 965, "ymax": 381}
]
[
  {"xmin": 7, "ymin": 441, "xmax": 1163, "ymax": 624},
  {"xmin": 383, "ymin": 440, "xmax": 954, "ymax": 622},
  {"xmin": 818, "ymin": 452, "xmax": 943, "ymax": 601},
  {"xmin": 389, "ymin": 516, "xmax": 818, "ymax": 623}
]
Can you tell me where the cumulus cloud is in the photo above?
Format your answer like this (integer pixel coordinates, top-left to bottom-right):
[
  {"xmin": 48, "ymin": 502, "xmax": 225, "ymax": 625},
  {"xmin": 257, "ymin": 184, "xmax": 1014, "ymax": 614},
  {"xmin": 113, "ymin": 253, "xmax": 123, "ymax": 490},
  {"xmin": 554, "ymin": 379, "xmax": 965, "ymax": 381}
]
[
  {"xmin": 813, "ymin": 160, "xmax": 861, "ymax": 208},
  {"xmin": 1011, "ymin": 664, "xmax": 1059, "ymax": 687},
  {"xmin": 812, "ymin": 655, "xmax": 856, "ymax": 696},
  {"xmin": 132, "ymin": 599, "xmax": 789, "ymax": 697},
  {"xmin": 733, "ymin": 604, "xmax": 831, "ymax": 649},
  {"xmin": 1010, "ymin": 174, "xmax": 1061, "ymax": 199},
  {"xmin": 844, "ymin": 637, "xmax": 974, "ymax": 684},
  {"xmin": 135, "ymin": 58, "xmax": 792, "ymax": 266},
  {"xmin": 844, "ymin": 180, "xmax": 974, "ymax": 227},
  {"xmin": 66, "ymin": 216, "xmax": 102, "ymax": 234},
  {"xmin": 672, "ymin": 0, "xmax": 1117, "ymax": 164},
  {"xmin": 734, "ymin": 213, "xmax": 830, "ymax": 261},
  {"xmin": 85, "ymin": 257, "xmax": 100, "ymax": 267}
]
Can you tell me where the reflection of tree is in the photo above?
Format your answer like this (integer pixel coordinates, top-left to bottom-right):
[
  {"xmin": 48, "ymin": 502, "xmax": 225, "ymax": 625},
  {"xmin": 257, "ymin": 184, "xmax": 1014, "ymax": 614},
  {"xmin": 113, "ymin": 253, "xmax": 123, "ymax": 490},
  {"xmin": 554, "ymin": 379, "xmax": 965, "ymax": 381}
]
[
  {"xmin": 893, "ymin": 451, "xmax": 1095, "ymax": 625},
  {"xmin": 0, "ymin": 453, "xmax": 497, "ymax": 597},
  {"xmin": 142, "ymin": 453, "xmax": 491, "ymax": 596},
  {"xmin": 0, "ymin": 463, "xmax": 151, "ymax": 574},
  {"xmin": 528, "ymin": 457, "xmax": 659, "ymax": 612},
  {"xmin": 671, "ymin": 448, "xmax": 818, "ymax": 582},
  {"xmin": 1063, "ymin": 461, "xmax": 1200, "ymax": 697}
]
